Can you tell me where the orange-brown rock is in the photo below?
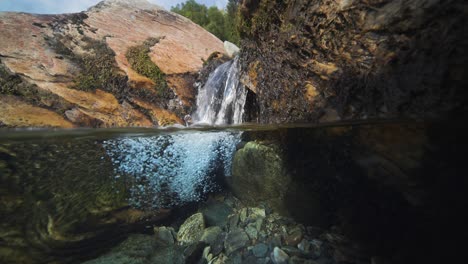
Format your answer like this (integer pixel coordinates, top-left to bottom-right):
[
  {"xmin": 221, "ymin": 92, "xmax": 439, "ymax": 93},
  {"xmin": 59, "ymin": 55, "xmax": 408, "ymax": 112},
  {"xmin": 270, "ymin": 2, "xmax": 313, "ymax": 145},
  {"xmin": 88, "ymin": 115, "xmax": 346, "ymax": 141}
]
[
  {"xmin": 0, "ymin": 0, "xmax": 225, "ymax": 128},
  {"xmin": 0, "ymin": 96, "xmax": 74, "ymax": 128}
]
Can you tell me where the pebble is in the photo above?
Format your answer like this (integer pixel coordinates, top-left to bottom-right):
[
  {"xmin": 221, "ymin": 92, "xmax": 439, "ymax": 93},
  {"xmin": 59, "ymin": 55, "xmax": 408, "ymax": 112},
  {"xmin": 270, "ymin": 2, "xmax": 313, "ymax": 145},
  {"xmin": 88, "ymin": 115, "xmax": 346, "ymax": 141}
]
[
  {"xmin": 154, "ymin": 226, "xmax": 175, "ymax": 244},
  {"xmin": 228, "ymin": 213, "xmax": 240, "ymax": 230},
  {"xmin": 177, "ymin": 213, "xmax": 205, "ymax": 244},
  {"xmin": 224, "ymin": 229, "xmax": 250, "ymax": 255},
  {"xmin": 272, "ymin": 247, "xmax": 290, "ymax": 264},
  {"xmin": 252, "ymin": 243, "xmax": 269, "ymax": 258},
  {"xmin": 201, "ymin": 226, "xmax": 222, "ymax": 246},
  {"xmin": 245, "ymin": 224, "xmax": 259, "ymax": 240},
  {"xmin": 285, "ymin": 226, "xmax": 303, "ymax": 246}
]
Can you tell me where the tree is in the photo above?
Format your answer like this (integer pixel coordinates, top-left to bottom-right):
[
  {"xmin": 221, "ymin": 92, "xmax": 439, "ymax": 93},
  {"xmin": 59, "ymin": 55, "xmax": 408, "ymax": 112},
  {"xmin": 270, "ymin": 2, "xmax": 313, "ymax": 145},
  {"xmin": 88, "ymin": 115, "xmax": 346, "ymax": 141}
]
[
  {"xmin": 205, "ymin": 6, "xmax": 226, "ymax": 40},
  {"xmin": 171, "ymin": 0, "xmax": 240, "ymax": 45},
  {"xmin": 224, "ymin": 0, "xmax": 240, "ymax": 45},
  {"xmin": 171, "ymin": 0, "xmax": 208, "ymax": 27}
]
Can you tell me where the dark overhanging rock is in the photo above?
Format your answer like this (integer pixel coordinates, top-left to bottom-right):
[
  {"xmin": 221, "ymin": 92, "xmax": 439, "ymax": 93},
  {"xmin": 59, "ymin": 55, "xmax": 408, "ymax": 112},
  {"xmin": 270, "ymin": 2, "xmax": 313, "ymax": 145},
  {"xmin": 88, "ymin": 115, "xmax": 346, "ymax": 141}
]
[{"xmin": 237, "ymin": 0, "xmax": 468, "ymax": 123}]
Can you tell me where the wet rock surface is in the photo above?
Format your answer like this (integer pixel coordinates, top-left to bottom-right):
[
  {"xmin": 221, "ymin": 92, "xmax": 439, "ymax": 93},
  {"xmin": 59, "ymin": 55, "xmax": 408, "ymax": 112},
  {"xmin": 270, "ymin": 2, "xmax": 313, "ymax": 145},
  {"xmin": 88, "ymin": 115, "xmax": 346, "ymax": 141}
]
[{"xmin": 238, "ymin": 0, "xmax": 468, "ymax": 123}]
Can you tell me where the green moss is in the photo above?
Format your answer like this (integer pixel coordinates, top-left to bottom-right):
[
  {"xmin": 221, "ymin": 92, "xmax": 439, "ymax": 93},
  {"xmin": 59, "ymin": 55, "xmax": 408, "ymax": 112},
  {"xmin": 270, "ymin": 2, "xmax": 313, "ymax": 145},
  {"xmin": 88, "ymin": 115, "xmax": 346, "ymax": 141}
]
[
  {"xmin": 125, "ymin": 37, "xmax": 172, "ymax": 99},
  {"xmin": 0, "ymin": 65, "xmax": 22, "ymax": 95},
  {"xmin": 73, "ymin": 37, "xmax": 127, "ymax": 94}
]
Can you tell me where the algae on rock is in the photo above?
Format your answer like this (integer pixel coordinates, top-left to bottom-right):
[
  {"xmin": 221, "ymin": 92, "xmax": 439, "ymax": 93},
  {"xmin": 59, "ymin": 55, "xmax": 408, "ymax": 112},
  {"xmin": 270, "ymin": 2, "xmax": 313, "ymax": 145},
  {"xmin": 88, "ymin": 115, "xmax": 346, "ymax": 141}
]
[
  {"xmin": 125, "ymin": 37, "xmax": 173, "ymax": 100},
  {"xmin": 231, "ymin": 141, "xmax": 291, "ymax": 213}
]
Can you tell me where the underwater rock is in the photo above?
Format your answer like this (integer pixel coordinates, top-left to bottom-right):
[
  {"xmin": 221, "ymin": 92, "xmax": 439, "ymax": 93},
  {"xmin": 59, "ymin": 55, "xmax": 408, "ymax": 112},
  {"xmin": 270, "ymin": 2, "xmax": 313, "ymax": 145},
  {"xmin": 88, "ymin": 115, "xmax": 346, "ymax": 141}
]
[
  {"xmin": 200, "ymin": 200, "xmax": 234, "ymax": 227},
  {"xmin": 252, "ymin": 243, "xmax": 269, "ymax": 258},
  {"xmin": 82, "ymin": 234, "xmax": 185, "ymax": 264},
  {"xmin": 231, "ymin": 141, "xmax": 291, "ymax": 213},
  {"xmin": 201, "ymin": 226, "xmax": 223, "ymax": 246},
  {"xmin": 154, "ymin": 226, "xmax": 176, "ymax": 245},
  {"xmin": 177, "ymin": 213, "xmax": 206, "ymax": 244},
  {"xmin": 284, "ymin": 226, "xmax": 303, "ymax": 246},
  {"xmin": 224, "ymin": 229, "xmax": 250, "ymax": 255},
  {"xmin": 272, "ymin": 247, "xmax": 289, "ymax": 264}
]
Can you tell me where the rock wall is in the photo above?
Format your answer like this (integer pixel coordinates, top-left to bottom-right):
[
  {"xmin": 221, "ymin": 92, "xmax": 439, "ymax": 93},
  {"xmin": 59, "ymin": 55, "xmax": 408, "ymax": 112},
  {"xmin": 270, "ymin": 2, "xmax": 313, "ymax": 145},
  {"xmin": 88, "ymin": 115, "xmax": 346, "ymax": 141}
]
[
  {"xmin": 0, "ymin": 0, "xmax": 225, "ymax": 128},
  {"xmin": 238, "ymin": 0, "xmax": 468, "ymax": 123}
]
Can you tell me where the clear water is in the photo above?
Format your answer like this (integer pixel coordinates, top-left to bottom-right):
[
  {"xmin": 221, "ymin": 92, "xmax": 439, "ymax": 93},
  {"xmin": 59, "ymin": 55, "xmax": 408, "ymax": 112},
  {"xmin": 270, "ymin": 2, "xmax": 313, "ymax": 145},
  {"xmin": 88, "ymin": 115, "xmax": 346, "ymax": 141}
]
[{"xmin": 0, "ymin": 121, "xmax": 464, "ymax": 264}]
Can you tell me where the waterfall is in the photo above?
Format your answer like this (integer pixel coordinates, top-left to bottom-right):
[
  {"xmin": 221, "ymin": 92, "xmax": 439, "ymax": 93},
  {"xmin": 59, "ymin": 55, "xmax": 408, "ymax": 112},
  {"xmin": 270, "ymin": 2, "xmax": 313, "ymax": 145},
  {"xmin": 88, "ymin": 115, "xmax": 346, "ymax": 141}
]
[
  {"xmin": 193, "ymin": 57, "xmax": 248, "ymax": 125},
  {"xmin": 103, "ymin": 132, "xmax": 241, "ymax": 209},
  {"xmin": 102, "ymin": 57, "xmax": 249, "ymax": 209}
]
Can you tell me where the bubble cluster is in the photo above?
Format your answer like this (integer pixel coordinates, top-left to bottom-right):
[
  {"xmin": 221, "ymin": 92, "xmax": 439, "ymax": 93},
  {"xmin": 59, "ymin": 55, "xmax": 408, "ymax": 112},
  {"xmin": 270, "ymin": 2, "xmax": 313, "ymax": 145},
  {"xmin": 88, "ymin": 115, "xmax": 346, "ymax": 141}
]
[{"xmin": 103, "ymin": 132, "xmax": 241, "ymax": 209}]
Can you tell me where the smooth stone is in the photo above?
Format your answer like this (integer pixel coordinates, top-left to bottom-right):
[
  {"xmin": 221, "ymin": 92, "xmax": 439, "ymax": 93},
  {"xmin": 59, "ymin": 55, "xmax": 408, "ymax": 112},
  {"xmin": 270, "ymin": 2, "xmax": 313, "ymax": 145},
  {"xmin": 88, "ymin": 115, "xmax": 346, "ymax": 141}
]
[
  {"xmin": 272, "ymin": 247, "xmax": 289, "ymax": 264},
  {"xmin": 184, "ymin": 242, "xmax": 207, "ymax": 264},
  {"xmin": 203, "ymin": 246, "xmax": 212, "ymax": 262},
  {"xmin": 224, "ymin": 229, "xmax": 250, "ymax": 255},
  {"xmin": 201, "ymin": 226, "xmax": 222, "ymax": 246},
  {"xmin": 240, "ymin": 208, "xmax": 248, "ymax": 223},
  {"xmin": 154, "ymin": 226, "xmax": 175, "ymax": 244},
  {"xmin": 248, "ymin": 207, "xmax": 266, "ymax": 220},
  {"xmin": 228, "ymin": 213, "xmax": 240, "ymax": 231},
  {"xmin": 298, "ymin": 239, "xmax": 310, "ymax": 253},
  {"xmin": 224, "ymin": 41, "xmax": 240, "ymax": 58},
  {"xmin": 245, "ymin": 224, "xmax": 258, "ymax": 240},
  {"xmin": 201, "ymin": 201, "xmax": 233, "ymax": 227},
  {"xmin": 281, "ymin": 246, "xmax": 303, "ymax": 257},
  {"xmin": 285, "ymin": 226, "xmax": 303, "ymax": 246},
  {"xmin": 211, "ymin": 232, "xmax": 226, "ymax": 256},
  {"xmin": 177, "ymin": 213, "xmax": 205, "ymax": 244},
  {"xmin": 252, "ymin": 243, "xmax": 269, "ymax": 258},
  {"xmin": 255, "ymin": 218, "xmax": 264, "ymax": 231}
]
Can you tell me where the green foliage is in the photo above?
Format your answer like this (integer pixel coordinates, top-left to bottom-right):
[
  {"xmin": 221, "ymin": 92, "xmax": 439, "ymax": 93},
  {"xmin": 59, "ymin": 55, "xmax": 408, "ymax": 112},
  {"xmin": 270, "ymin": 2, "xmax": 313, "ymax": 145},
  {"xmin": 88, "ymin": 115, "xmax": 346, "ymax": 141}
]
[
  {"xmin": 225, "ymin": 0, "xmax": 241, "ymax": 44},
  {"xmin": 172, "ymin": 0, "xmax": 209, "ymax": 26},
  {"xmin": 125, "ymin": 38, "xmax": 172, "ymax": 99},
  {"xmin": 171, "ymin": 0, "xmax": 240, "ymax": 45},
  {"xmin": 205, "ymin": 6, "xmax": 226, "ymax": 40}
]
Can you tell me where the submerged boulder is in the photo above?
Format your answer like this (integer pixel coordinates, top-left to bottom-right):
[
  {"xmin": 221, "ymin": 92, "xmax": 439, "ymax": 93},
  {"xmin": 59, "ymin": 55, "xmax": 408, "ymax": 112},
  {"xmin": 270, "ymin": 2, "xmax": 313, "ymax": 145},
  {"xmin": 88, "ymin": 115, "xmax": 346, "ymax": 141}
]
[
  {"xmin": 177, "ymin": 213, "xmax": 206, "ymax": 244},
  {"xmin": 231, "ymin": 141, "xmax": 291, "ymax": 213}
]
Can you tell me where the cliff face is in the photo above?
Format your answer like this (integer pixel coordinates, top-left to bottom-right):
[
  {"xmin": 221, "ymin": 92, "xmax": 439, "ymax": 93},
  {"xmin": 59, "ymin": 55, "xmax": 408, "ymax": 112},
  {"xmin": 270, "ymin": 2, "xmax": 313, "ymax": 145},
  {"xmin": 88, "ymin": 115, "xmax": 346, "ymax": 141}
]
[
  {"xmin": 238, "ymin": 0, "xmax": 467, "ymax": 123},
  {"xmin": 0, "ymin": 0, "xmax": 225, "ymax": 128}
]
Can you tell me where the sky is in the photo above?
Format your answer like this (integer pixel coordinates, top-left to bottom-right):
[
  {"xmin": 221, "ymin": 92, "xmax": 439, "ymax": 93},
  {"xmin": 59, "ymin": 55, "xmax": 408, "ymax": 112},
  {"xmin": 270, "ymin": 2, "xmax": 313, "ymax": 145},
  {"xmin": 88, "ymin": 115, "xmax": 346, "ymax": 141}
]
[{"xmin": 0, "ymin": 0, "xmax": 228, "ymax": 14}]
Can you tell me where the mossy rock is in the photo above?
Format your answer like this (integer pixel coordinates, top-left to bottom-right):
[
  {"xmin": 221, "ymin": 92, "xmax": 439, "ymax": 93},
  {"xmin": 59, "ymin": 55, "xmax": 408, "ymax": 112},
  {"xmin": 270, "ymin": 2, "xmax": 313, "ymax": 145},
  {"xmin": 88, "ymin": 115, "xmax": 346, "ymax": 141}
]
[
  {"xmin": 125, "ymin": 37, "xmax": 173, "ymax": 100},
  {"xmin": 231, "ymin": 141, "xmax": 292, "ymax": 213}
]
